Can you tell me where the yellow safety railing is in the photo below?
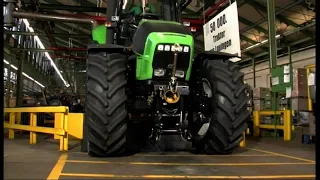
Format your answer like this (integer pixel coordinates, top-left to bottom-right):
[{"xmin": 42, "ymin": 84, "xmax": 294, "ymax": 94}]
[
  {"xmin": 4, "ymin": 106, "xmax": 69, "ymax": 151},
  {"xmin": 253, "ymin": 110, "xmax": 292, "ymax": 141},
  {"xmin": 5, "ymin": 106, "xmax": 242, "ymax": 149}
]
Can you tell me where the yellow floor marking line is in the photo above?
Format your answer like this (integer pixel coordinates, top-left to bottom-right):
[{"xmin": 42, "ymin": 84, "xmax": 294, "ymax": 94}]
[
  {"xmin": 70, "ymin": 152, "xmax": 275, "ymax": 157},
  {"xmin": 133, "ymin": 154, "xmax": 275, "ymax": 157},
  {"xmin": 46, "ymin": 153, "xmax": 68, "ymax": 180},
  {"xmin": 66, "ymin": 160, "xmax": 313, "ymax": 166},
  {"xmin": 247, "ymin": 148, "xmax": 315, "ymax": 163},
  {"xmin": 60, "ymin": 173, "xmax": 315, "ymax": 179}
]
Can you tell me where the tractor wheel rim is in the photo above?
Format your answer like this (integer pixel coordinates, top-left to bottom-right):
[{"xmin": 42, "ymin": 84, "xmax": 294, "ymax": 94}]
[{"xmin": 202, "ymin": 78, "xmax": 212, "ymax": 98}]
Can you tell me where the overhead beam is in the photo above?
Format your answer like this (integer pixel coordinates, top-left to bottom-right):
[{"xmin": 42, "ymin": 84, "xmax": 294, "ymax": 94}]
[
  {"xmin": 10, "ymin": 47, "xmax": 87, "ymax": 52},
  {"xmin": 240, "ymin": 35, "xmax": 269, "ymax": 52},
  {"xmin": 4, "ymin": 31, "xmax": 90, "ymax": 38},
  {"xmin": 240, "ymin": 0, "xmax": 301, "ymax": 33},
  {"xmin": 238, "ymin": 36, "xmax": 313, "ymax": 66},
  {"xmin": 247, "ymin": 1, "xmax": 314, "ymax": 38},
  {"xmin": 23, "ymin": 4, "xmax": 106, "ymax": 13},
  {"xmin": 238, "ymin": 16, "xmax": 268, "ymax": 34}
]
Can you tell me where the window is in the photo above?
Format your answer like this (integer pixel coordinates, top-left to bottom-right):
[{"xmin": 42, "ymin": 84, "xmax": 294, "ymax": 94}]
[{"xmin": 4, "ymin": 68, "xmax": 8, "ymax": 77}]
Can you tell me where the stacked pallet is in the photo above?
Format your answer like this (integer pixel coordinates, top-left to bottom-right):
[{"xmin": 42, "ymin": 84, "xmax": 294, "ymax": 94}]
[
  {"xmin": 291, "ymin": 68, "xmax": 309, "ymax": 111},
  {"xmin": 253, "ymin": 87, "xmax": 271, "ymax": 111}
]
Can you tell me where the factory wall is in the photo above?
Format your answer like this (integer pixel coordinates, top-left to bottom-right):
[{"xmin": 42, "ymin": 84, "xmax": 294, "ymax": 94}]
[{"xmin": 241, "ymin": 47, "xmax": 315, "ymax": 88}]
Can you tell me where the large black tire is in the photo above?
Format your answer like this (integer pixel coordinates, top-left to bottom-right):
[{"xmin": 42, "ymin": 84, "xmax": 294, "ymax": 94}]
[
  {"xmin": 86, "ymin": 52, "xmax": 128, "ymax": 157},
  {"xmin": 191, "ymin": 59, "xmax": 250, "ymax": 154}
]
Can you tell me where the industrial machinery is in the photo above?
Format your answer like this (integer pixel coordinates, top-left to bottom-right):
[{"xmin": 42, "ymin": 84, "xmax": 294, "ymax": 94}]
[
  {"xmin": 47, "ymin": 92, "xmax": 84, "ymax": 113},
  {"xmin": 83, "ymin": 0, "xmax": 249, "ymax": 157}
]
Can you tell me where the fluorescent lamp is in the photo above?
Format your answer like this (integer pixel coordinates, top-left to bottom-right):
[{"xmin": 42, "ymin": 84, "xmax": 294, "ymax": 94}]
[
  {"xmin": 244, "ymin": 34, "xmax": 282, "ymax": 51},
  {"xmin": 22, "ymin": 19, "xmax": 69, "ymax": 87},
  {"xmin": 3, "ymin": 59, "xmax": 45, "ymax": 88}
]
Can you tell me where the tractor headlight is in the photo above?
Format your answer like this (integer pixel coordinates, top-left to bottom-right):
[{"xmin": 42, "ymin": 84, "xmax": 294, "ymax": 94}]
[
  {"xmin": 154, "ymin": 68, "xmax": 166, "ymax": 77},
  {"xmin": 183, "ymin": 46, "xmax": 189, "ymax": 52},
  {"xmin": 164, "ymin": 45, "xmax": 171, "ymax": 51},
  {"xmin": 157, "ymin": 45, "xmax": 164, "ymax": 51},
  {"xmin": 175, "ymin": 70, "xmax": 185, "ymax": 78}
]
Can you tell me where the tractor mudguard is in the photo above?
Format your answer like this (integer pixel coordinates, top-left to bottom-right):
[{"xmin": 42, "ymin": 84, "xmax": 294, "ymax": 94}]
[
  {"xmin": 190, "ymin": 51, "xmax": 240, "ymax": 83},
  {"xmin": 88, "ymin": 44, "xmax": 133, "ymax": 55},
  {"xmin": 194, "ymin": 51, "xmax": 239, "ymax": 61}
]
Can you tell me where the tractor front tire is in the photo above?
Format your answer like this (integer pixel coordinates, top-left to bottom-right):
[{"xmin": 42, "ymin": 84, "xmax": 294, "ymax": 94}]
[
  {"xmin": 86, "ymin": 52, "xmax": 128, "ymax": 157},
  {"xmin": 193, "ymin": 59, "xmax": 249, "ymax": 154}
]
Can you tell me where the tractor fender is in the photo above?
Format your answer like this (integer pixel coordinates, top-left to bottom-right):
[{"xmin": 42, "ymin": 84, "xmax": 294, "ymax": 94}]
[
  {"xmin": 191, "ymin": 51, "xmax": 240, "ymax": 77},
  {"xmin": 88, "ymin": 43, "xmax": 134, "ymax": 55}
]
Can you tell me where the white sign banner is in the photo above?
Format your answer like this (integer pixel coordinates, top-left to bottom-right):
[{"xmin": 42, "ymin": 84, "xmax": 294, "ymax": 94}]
[{"xmin": 203, "ymin": 1, "xmax": 241, "ymax": 61}]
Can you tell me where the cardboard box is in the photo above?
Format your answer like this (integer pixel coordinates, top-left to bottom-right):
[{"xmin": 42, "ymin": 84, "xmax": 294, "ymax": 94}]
[
  {"xmin": 253, "ymin": 87, "xmax": 270, "ymax": 99},
  {"xmin": 292, "ymin": 68, "xmax": 308, "ymax": 97},
  {"xmin": 259, "ymin": 116, "xmax": 272, "ymax": 124},
  {"xmin": 309, "ymin": 85, "xmax": 316, "ymax": 103},
  {"xmin": 253, "ymin": 100, "xmax": 262, "ymax": 111},
  {"xmin": 293, "ymin": 68, "xmax": 307, "ymax": 82},
  {"xmin": 308, "ymin": 113, "xmax": 316, "ymax": 135},
  {"xmin": 253, "ymin": 99, "xmax": 271, "ymax": 111},
  {"xmin": 291, "ymin": 98, "xmax": 308, "ymax": 111},
  {"xmin": 280, "ymin": 98, "xmax": 290, "ymax": 105},
  {"xmin": 264, "ymin": 100, "xmax": 271, "ymax": 109},
  {"xmin": 291, "ymin": 84, "xmax": 308, "ymax": 97}
]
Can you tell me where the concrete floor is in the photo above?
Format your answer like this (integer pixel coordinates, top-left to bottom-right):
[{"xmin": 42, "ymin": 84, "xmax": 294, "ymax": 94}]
[{"xmin": 4, "ymin": 135, "xmax": 315, "ymax": 180}]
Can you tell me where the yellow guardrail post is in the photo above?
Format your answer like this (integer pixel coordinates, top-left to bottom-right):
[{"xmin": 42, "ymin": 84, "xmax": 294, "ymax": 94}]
[
  {"xmin": 239, "ymin": 132, "xmax": 246, "ymax": 147},
  {"xmin": 306, "ymin": 68, "xmax": 312, "ymax": 111},
  {"xmin": 253, "ymin": 111, "xmax": 260, "ymax": 136},
  {"xmin": 16, "ymin": 112, "xmax": 21, "ymax": 124},
  {"xmin": 8, "ymin": 112, "xmax": 16, "ymax": 139},
  {"xmin": 305, "ymin": 64, "xmax": 315, "ymax": 111},
  {"xmin": 30, "ymin": 113, "xmax": 37, "ymax": 144},
  {"xmin": 63, "ymin": 108, "xmax": 69, "ymax": 151},
  {"xmin": 54, "ymin": 113, "xmax": 63, "ymax": 140},
  {"xmin": 283, "ymin": 110, "xmax": 292, "ymax": 141},
  {"xmin": 56, "ymin": 112, "xmax": 65, "ymax": 151}
]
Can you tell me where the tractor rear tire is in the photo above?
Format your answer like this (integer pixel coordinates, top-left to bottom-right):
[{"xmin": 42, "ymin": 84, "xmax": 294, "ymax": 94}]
[
  {"xmin": 193, "ymin": 59, "xmax": 249, "ymax": 154},
  {"xmin": 86, "ymin": 52, "xmax": 128, "ymax": 157}
]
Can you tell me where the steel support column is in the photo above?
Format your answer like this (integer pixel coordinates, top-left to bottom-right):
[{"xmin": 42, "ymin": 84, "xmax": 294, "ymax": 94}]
[
  {"xmin": 267, "ymin": 0, "xmax": 278, "ymax": 130},
  {"xmin": 288, "ymin": 46, "xmax": 293, "ymax": 91},
  {"xmin": 252, "ymin": 58, "xmax": 256, "ymax": 88},
  {"xmin": 267, "ymin": 0, "xmax": 277, "ymax": 71},
  {"xmin": 6, "ymin": 56, "xmax": 12, "ymax": 107},
  {"xmin": 15, "ymin": 53, "xmax": 24, "ymax": 107},
  {"xmin": 288, "ymin": 46, "xmax": 292, "ymax": 64}
]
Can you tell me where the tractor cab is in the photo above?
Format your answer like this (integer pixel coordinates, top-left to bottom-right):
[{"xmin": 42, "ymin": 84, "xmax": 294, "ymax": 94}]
[{"xmin": 122, "ymin": 0, "xmax": 180, "ymax": 21}]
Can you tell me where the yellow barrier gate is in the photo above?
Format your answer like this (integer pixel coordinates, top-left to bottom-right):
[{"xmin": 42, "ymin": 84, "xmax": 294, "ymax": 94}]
[
  {"xmin": 253, "ymin": 110, "xmax": 292, "ymax": 141},
  {"xmin": 4, "ymin": 106, "xmax": 69, "ymax": 151}
]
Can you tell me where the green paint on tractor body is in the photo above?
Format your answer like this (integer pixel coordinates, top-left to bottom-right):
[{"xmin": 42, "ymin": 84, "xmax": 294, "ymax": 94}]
[
  {"xmin": 92, "ymin": 20, "xmax": 194, "ymax": 81},
  {"xmin": 92, "ymin": 25, "xmax": 107, "ymax": 44}
]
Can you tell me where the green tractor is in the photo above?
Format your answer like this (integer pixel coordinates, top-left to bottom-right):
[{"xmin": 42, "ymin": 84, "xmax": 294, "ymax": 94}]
[{"xmin": 83, "ymin": 0, "xmax": 249, "ymax": 157}]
